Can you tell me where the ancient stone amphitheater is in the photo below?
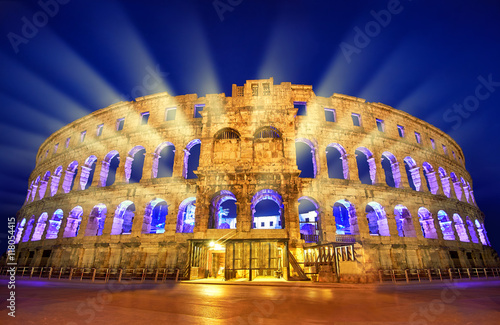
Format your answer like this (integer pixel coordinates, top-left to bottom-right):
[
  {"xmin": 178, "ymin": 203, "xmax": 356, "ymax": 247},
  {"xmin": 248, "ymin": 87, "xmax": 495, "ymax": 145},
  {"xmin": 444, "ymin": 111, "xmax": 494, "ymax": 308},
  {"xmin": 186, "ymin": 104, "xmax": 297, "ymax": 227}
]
[{"xmin": 11, "ymin": 78, "xmax": 499, "ymax": 282}]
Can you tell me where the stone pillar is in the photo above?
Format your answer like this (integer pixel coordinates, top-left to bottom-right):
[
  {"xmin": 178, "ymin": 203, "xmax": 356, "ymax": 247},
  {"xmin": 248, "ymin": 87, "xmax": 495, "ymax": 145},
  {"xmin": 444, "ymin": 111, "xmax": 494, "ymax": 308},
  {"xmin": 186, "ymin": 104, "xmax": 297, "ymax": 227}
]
[
  {"xmin": 410, "ymin": 167, "xmax": 422, "ymax": 191},
  {"xmin": 391, "ymin": 162, "xmax": 402, "ymax": 188},
  {"xmin": 417, "ymin": 167, "xmax": 429, "ymax": 193},
  {"xmin": 124, "ymin": 156, "xmax": 134, "ymax": 183},
  {"xmin": 79, "ymin": 166, "xmax": 92, "ymax": 190},
  {"xmin": 347, "ymin": 154, "xmax": 359, "ymax": 182}
]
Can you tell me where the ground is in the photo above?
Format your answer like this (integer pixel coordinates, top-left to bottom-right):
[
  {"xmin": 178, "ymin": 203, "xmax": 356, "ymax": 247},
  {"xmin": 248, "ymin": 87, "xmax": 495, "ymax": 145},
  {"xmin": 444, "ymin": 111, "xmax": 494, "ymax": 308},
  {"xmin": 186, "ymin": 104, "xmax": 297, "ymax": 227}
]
[{"xmin": 1, "ymin": 278, "xmax": 500, "ymax": 324}]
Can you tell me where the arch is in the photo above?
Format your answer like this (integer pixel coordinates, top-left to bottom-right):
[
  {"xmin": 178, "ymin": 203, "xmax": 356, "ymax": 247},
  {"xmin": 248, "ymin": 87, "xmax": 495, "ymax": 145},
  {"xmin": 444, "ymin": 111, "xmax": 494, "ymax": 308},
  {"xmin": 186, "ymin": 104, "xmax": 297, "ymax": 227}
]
[
  {"xmin": 209, "ymin": 191, "xmax": 237, "ymax": 229},
  {"xmin": 22, "ymin": 216, "xmax": 35, "ymax": 242},
  {"xmin": 176, "ymin": 197, "xmax": 196, "ymax": 233},
  {"xmin": 50, "ymin": 166, "xmax": 63, "ymax": 196},
  {"xmin": 214, "ymin": 127, "xmax": 241, "ymax": 139},
  {"xmin": 365, "ymin": 202, "xmax": 390, "ymax": 236},
  {"xmin": 452, "ymin": 213, "xmax": 469, "ymax": 242},
  {"xmin": 394, "ymin": 205, "xmax": 417, "ymax": 237},
  {"xmin": 355, "ymin": 147, "xmax": 375, "ymax": 185},
  {"xmin": 143, "ymin": 199, "xmax": 168, "ymax": 234},
  {"xmin": 80, "ymin": 155, "xmax": 97, "ymax": 190},
  {"xmin": 100, "ymin": 150, "xmax": 120, "ymax": 186},
  {"xmin": 63, "ymin": 206, "xmax": 83, "ymax": 238},
  {"xmin": 404, "ymin": 156, "xmax": 421, "ymax": 191},
  {"xmin": 461, "ymin": 177, "xmax": 470, "ymax": 203},
  {"xmin": 254, "ymin": 126, "xmax": 281, "ymax": 139},
  {"xmin": 46, "ymin": 209, "xmax": 63, "ymax": 239},
  {"xmin": 326, "ymin": 143, "xmax": 348, "ymax": 179},
  {"xmin": 333, "ymin": 199, "xmax": 359, "ymax": 235},
  {"xmin": 449, "ymin": 172, "xmax": 462, "ymax": 201},
  {"xmin": 14, "ymin": 218, "xmax": 26, "ymax": 244},
  {"xmin": 251, "ymin": 189, "xmax": 284, "ymax": 229},
  {"xmin": 475, "ymin": 220, "xmax": 488, "ymax": 245},
  {"xmin": 437, "ymin": 210, "xmax": 455, "ymax": 240},
  {"xmin": 153, "ymin": 142, "xmax": 175, "ymax": 178},
  {"xmin": 84, "ymin": 204, "xmax": 107, "ymax": 236},
  {"xmin": 62, "ymin": 161, "xmax": 79, "ymax": 193},
  {"xmin": 381, "ymin": 151, "xmax": 401, "ymax": 188},
  {"xmin": 298, "ymin": 197, "xmax": 320, "ymax": 242},
  {"xmin": 438, "ymin": 167, "xmax": 451, "ymax": 198},
  {"xmin": 31, "ymin": 212, "xmax": 49, "ymax": 241},
  {"xmin": 183, "ymin": 139, "xmax": 201, "ymax": 179},
  {"xmin": 253, "ymin": 126, "xmax": 284, "ymax": 161},
  {"xmin": 466, "ymin": 216, "xmax": 479, "ymax": 244},
  {"xmin": 125, "ymin": 145, "xmax": 146, "ymax": 184},
  {"xmin": 38, "ymin": 171, "xmax": 51, "ymax": 199},
  {"xmin": 422, "ymin": 162, "xmax": 439, "ymax": 194},
  {"xmin": 418, "ymin": 207, "xmax": 438, "ymax": 239},
  {"xmin": 295, "ymin": 138, "xmax": 317, "ymax": 178},
  {"xmin": 214, "ymin": 128, "xmax": 241, "ymax": 161},
  {"xmin": 31, "ymin": 176, "xmax": 40, "ymax": 201},
  {"xmin": 111, "ymin": 201, "xmax": 135, "ymax": 235}
]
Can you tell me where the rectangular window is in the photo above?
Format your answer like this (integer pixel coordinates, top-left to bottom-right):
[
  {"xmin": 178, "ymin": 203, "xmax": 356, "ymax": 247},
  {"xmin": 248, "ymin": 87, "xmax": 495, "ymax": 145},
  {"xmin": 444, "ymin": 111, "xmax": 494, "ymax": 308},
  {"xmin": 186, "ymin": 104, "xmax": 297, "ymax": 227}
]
[
  {"xmin": 414, "ymin": 132, "xmax": 421, "ymax": 144},
  {"xmin": 194, "ymin": 104, "xmax": 205, "ymax": 118},
  {"xmin": 140, "ymin": 112, "xmax": 150, "ymax": 125},
  {"xmin": 397, "ymin": 125, "xmax": 405, "ymax": 138},
  {"xmin": 165, "ymin": 107, "xmax": 177, "ymax": 121},
  {"xmin": 65, "ymin": 137, "xmax": 71, "ymax": 148},
  {"xmin": 294, "ymin": 102, "xmax": 307, "ymax": 116},
  {"xmin": 263, "ymin": 83, "xmax": 270, "ymax": 96},
  {"xmin": 442, "ymin": 144, "xmax": 447, "ymax": 155},
  {"xmin": 116, "ymin": 118, "xmax": 125, "ymax": 131},
  {"xmin": 54, "ymin": 143, "xmax": 59, "ymax": 154},
  {"xmin": 270, "ymin": 221, "xmax": 274, "ymax": 227},
  {"xmin": 252, "ymin": 84, "xmax": 259, "ymax": 96},
  {"xmin": 80, "ymin": 131, "xmax": 86, "ymax": 142},
  {"xmin": 452, "ymin": 151, "xmax": 456, "ymax": 160},
  {"xmin": 376, "ymin": 119, "xmax": 385, "ymax": 132},
  {"xmin": 96, "ymin": 124, "xmax": 104, "ymax": 137},
  {"xmin": 351, "ymin": 113, "xmax": 361, "ymax": 126},
  {"xmin": 261, "ymin": 222, "xmax": 265, "ymax": 227},
  {"xmin": 324, "ymin": 108, "xmax": 336, "ymax": 122},
  {"xmin": 237, "ymin": 86, "xmax": 244, "ymax": 97},
  {"xmin": 430, "ymin": 138, "xmax": 436, "ymax": 149}
]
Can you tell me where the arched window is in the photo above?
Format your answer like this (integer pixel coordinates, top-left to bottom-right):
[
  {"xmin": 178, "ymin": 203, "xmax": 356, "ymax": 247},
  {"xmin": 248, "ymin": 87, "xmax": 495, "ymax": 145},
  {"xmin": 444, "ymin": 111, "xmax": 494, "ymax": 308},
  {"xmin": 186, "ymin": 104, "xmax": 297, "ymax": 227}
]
[
  {"xmin": 326, "ymin": 143, "xmax": 348, "ymax": 179},
  {"xmin": 153, "ymin": 142, "xmax": 175, "ymax": 178},
  {"xmin": 183, "ymin": 139, "xmax": 201, "ymax": 179},
  {"xmin": 46, "ymin": 209, "xmax": 63, "ymax": 239},
  {"xmin": 418, "ymin": 207, "xmax": 438, "ymax": 239},
  {"xmin": 62, "ymin": 161, "xmax": 79, "ymax": 193},
  {"xmin": 31, "ymin": 212, "xmax": 48, "ymax": 241},
  {"xmin": 394, "ymin": 205, "xmax": 417, "ymax": 237},
  {"xmin": 437, "ymin": 210, "xmax": 455, "ymax": 240},
  {"xmin": 452, "ymin": 213, "xmax": 469, "ymax": 242},
  {"xmin": 404, "ymin": 157, "xmax": 421, "ymax": 191},
  {"xmin": 333, "ymin": 199, "xmax": 358, "ymax": 235},
  {"xmin": 80, "ymin": 155, "xmax": 97, "ymax": 190},
  {"xmin": 251, "ymin": 189, "xmax": 284, "ymax": 229},
  {"xmin": 214, "ymin": 128, "xmax": 241, "ymax": 161},
  {"xmin": 450, "ymin": 172, "xmax": 462, "ymax": 201},
  {"xmin": 125, "ymin": 146, "xmax": 146, "ymax": 184},
  {"xmin": 466, "ymin": 216, "xmax": 479, "ymax": 244},
  {"xmin": 254, "ymin": 126, "xmax": 280, "ymax": 139},
  {"xmin": 253, "ymin": 126, "xmax": 283, "ymax": 160},
  {"xmin": 50, "ymin": 166, "xmax": 63, "ymax": 196},
  {"xmin": 100, "ymin": 150, "xmax": 120, "ymax": 186},
  {"xmin": 365, "ymin": 202, "xmax": 390, "ymax": 236},
  {"xmin": 209, "ymin": 191, "xmax": 237, "ymax": 229},
  {"xmin": 438, "ymin": 167, "xmax": 451, "ymax": 198},
  {"xmin": 422, "ymin": 162, "xmax": 439, "ymax": 194},
  {"xmin": 177, "ymin": 197, "xmax": 196, "ymax": 233},
  {"xmin": 22, "ymin": 216, "xmax": 35, "ymax": 242},
  {"xmin": 295, "ymin": 138, "xmax": 317, "ymax": 178},
  {"xmin": 14, "ymin": 218, "xmax": 26, "ymax": 244},
  {"xmin": 143, "ymin": 199, "xmax": 168, "ymax": 234},
  {"xmin": 111, "ymin": 201, "xmax": 135, "ymax": 235},
  {"xmin": 475, "ymin": 220, "xmax": 488, "ymax": 245},
  {"xmin": 38, "ymin": 171, "xmax": 51, "ymax": 199},
  {"xmin": 84, "ymin": 204, "xmax": 107, "ymax": 236},
  {"xmin": 381, "ymin": 152, "xmax": 401, "ymax": 188},
  {"xmin": 355, "ymin": 147, "xmax": 375, "ymax": 185},
  {"xmin": 298, "ymin": 197, "xmax": 320, "ymax": 243},
  {"xmin": 63, "ymin": 206, "xmax": 83, "ymax": 238}
]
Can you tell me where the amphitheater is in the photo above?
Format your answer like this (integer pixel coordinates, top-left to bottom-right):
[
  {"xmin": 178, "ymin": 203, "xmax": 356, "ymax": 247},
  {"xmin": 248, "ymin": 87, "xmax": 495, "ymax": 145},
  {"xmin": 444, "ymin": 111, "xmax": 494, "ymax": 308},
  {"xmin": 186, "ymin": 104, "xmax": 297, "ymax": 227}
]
[{"xmin": 10, "ymin": 78, "xmax": 499, "ymax": 282}]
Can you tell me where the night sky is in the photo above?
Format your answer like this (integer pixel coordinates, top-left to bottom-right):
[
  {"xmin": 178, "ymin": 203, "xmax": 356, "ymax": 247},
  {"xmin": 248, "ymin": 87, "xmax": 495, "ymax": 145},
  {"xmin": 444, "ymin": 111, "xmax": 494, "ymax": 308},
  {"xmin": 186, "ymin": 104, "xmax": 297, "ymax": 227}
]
[{"xmin": 1, "ymin": 0, "xmax": 500, "ymax": 254}]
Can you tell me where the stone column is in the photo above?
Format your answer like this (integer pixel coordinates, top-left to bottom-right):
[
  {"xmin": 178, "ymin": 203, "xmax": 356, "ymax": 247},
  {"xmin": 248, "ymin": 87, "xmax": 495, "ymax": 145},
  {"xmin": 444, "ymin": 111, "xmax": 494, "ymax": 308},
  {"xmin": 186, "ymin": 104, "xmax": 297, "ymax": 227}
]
[{"xmin": 347, "ymin": 154, "xmax": 360, "ymax": 182}]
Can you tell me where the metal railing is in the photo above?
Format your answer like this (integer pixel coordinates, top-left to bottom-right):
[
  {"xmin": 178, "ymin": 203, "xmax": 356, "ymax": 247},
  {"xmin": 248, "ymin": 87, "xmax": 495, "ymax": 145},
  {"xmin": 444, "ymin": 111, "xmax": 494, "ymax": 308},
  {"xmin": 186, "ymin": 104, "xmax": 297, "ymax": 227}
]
[{"xmin": 378, "ymin": 267, "xmax": 500, "ymax": 283}]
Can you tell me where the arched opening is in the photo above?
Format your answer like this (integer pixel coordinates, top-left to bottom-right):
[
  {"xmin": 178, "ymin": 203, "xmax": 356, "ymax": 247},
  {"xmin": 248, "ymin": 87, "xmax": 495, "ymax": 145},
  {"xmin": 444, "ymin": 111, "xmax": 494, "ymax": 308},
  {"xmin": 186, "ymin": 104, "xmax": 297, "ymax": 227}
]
[
  {"xmin": 404, "ymin": 157, "xmax": 421, "ymax": 191},
  {"xmin": 418, "ymin": 207, "xmax": 438, "ymax": 239},
  {"xmin": 381, "ymin": 152, "xmax": 400, "ymax": 188},
  {"xmin": 209, "ymin": 191, "xmax": 237, "ymax": 229},
  {"xmin": 38, "ymin": 171, "xmax": 51, "ymax": 199},
  {"xmin": 80, "ymin": 155, "xmax": 97, "ymax": 190},
  {"xmin": 63, "ymin": 206, "xmax": 83, "ymax": 238},
  {"xmin": 22, "ymin": 217, "xmax": 35, "ymax": 242},
  {"xmin": 126, "ymin": 146, "xmax": 146, "ymax": 184},
  {"xmin": 50, "ymin": 166, "xmax": 63, "ymax": 196},
  {"xmin": 111, "ymin": 201, "xmax": 135, "ymax": 235},
  {"xmin": 184, "ymin": 139, "xmax": 201, "ymax": 179},
  {"xmin": 62, "ymin": 161, "xmax": 79, "ymax": 193},
  {"xmin": 450, "ymin": 172, "xmax": 462, "ymax": 201},
  {"xmin": 438, "ymin": 167, "xmax": 451, "ymax": 198},
  {"xmin": 31, "ymin": 212, "xmax": 48, "ymax": 241},
  {"xmin": 298, "ymin": 197, "xmax": 320, "ymax": 243},
  {"xmin": 452, "ymin": 213, "xmax": 469, "ymax": 242},
  {"xmin": 153, "ymin": 142, "xmax": 175, "ymax": 178},
  {"xmin": 46, "ymin": 209, "xmax": 63, "ymax": 239},
  {"xmin": 251, "ymin": 189, "xmax": 283, "ymax": 229},
  {"xmin": 466, "ymin": 216, "xmax": 479, "ymax": 244},
  {"xmin": 475, "ymin": 220, "xmax": 488, "ymax": 245},
  {"xmin": 295, "ymin": 139, "xmax": 316, "ymax": 178},
  {"xmin": 84, "ymin": 204, "xmax": 107, "ymax": 236},
  {"xmin": 143, "ymin": 199, "xmax": 168, "ymax": 234},
  {"xmin": 176, "ymin": 197, "xmax": 196, "ymax": 233},
  {"xmin": 422, "ymin": 162, "xmax": 439, "ymax": 194},
  {"xmin": 14, "ymin": 218, "xmax": 26, "ymax": 244},
  {"xmin": 437, "ymin": 210, "xmax": 455, "ymax": 240},
  {"xmin": 253, "ymin": 126, "xmax": 283, "ymax": 160},
  {"xmin": 461, "ymin": 178, "xmax": 470, "ymax": 203},
  {"xmin": 326, "ymin": 143, "xmax": 348, "ymax": 179},
  {"xmin": 356, "ymin": 147, "xmax": 375, "ymax": 185},
  {"xmin": 333, "ymin": 199, "xmax": 358, "ymax": 235},
  {"xmin": 394, "ymin": 205, "xmax": 417, "ymax": 237},
  {"xmin": 100, "ymin": 150, "xmax": 120, "ymax": 187},
  {"xmin": 213, "ymin": 128, "xmax": 241, "ymax": 162},
  {"xmin": 31, "ymin": 177, "xmax": 40, "ymax": 201},
  {"xmin": 365, "ymin": 202, "xmax": 390, "ymax": 236}
]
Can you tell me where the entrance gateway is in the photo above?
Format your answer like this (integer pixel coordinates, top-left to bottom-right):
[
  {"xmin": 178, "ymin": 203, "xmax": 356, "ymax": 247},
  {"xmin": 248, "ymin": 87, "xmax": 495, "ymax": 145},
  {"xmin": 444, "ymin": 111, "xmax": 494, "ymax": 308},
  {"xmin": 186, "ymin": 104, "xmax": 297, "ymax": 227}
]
[{"xmin": 188, "ymin": 239, "xmax": 288, "ymax": 281}]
